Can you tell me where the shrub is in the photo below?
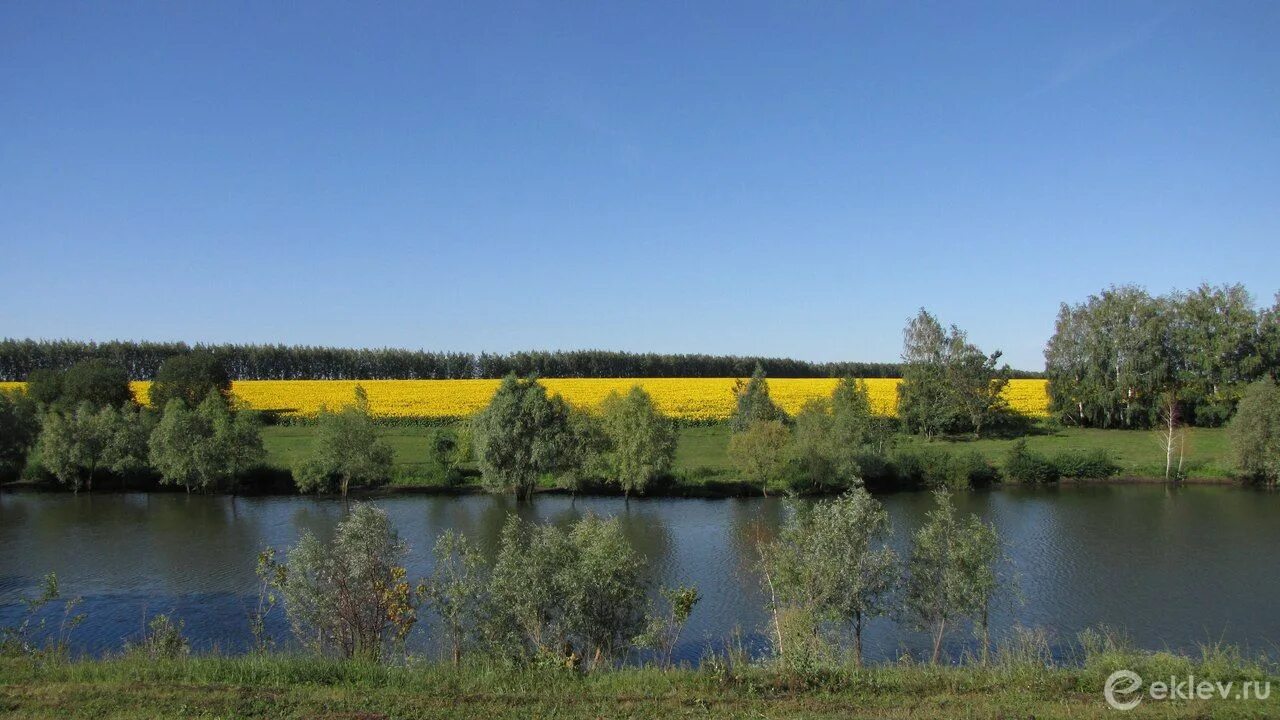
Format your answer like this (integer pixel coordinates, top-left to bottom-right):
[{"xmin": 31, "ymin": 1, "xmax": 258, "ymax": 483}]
[
  {"xmin": 1004, "ymin": 440, "xmax": 1060, "ymax": 484},
  {"xmin": 891, "ymin": 446, "xmax": 996, "ymax": 490},
  {"xmin": 0, "ymin": 390, "xmax": 38, "ymax": 481},
  {"xmin": 727, "ymin": 420, "xmax": 791, "ymax": 495},
  {"xmin": 486, "ymin": 514, "xmax": 648, "ymax": 669},
  {"xmin": 293, "ymin": 386, "xmax": 394, "ymax": 496},
  {"xmin": 1051, "ymin": 449, "xmax": 1119, "ymax": 480},
  {"xmin": 259, "ymin": 504, "xmax": 420, "ymax": 661},
  {"xmin": 1227, "ymin": 381, "xmax": 1280, "ymax": 485}
]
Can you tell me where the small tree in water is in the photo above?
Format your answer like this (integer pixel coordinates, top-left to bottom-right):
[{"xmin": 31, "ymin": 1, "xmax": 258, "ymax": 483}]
[
  {"xmin": 293, "ymin": 386, "xmax": 394, "ymax": 497},
  {"xmin": 761, "ymin": 487, "xmax": 897, "ymax": 667},
  {"xmin": 425, "ymin": 529, "xmax": 488, "ymax": 665},
  {"xmin": 486, "ymin": 514, "xmax": 649, "ymax": 669},
  {"xmin": 259, "ymin": 503, "xmax": 421, "ymax": 661},
  {"xmin": 904, "ymin": 490, "xmax": 1004, "ymax": 664}
]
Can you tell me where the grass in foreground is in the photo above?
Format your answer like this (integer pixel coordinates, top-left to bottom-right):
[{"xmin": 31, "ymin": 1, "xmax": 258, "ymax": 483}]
[{"xmin": 2, "ymin": 652, "xmax": 1276, "ymax": 719}]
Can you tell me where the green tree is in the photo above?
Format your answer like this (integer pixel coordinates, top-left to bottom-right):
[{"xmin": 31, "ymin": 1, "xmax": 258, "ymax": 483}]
[
  {"xmin": 1169, "ymin": 284, "xmax": 1260, "ymax": 425},
  {"xmin": 1227, "ymin": 380, "xmax": 1280, "ymax": 486},
  {"xmin": 1045, "ymin": 286, "xmax": 1172, "ymax": 428},
  {"xmin": 38, "ymin": 402, "xmax": 150, "ymax": 492},
  {"xmin": 730, "ymin": 364, "xmax": 786, "ymax": 431},
  {"xmin": 23, "ymin": 369, "xmax": 64, "ymax": 408},
  {"xmin": 486, "ymin": 514, "xmax": 648, "ymax": 669},
  {"xmin": 956, "ymin": 512, "xmax": 1002, "ymax": 664},
  {"xmin": 899, "ymin": 309, "xmax": 1008, "ymax": 438},
  {"xmin": 149, "ymin": 353, "xmax": 230, "ymax": 409},
  {"xmin": 596, "ymin": 386, "xmax": 676, "ymax": 496},
  {"xmin": 471, "ymin": 374, "xmax": 574, "ymax": 500},
  {"xmin": 0, "ymin": 390, "xmax": 39, "ymax": 480},
  {"xmin": 148, "ymin": 391, "xmax": 266, "ymax": 493},
  {"xmin": 945, "ymin": 335, "xmax": 1010, "ymax": 438},
  {"xmin": 259, "ymin": 503, "xmax": 420, "ymax": 661},
  {"xmin": 762, "ymin": 488, "xmax": 897, "ymax": 667},
  {"xmin": 903, "ymin": 490, "xmax": 969, "ymax": 664},
  {"xmin": 636, "ymin": 585, "xmax": 701, "ymax": 668},
  {"xmin": 831, "ymin": 377, "xmax": 894, "ymax": 453},
  {"xmin": 727, "ymin": 419, "xmax": 791, "ymax": 496},
  {"xmin": 25, "ymin": 360, "xmax": 133, "ymax": 411},
  {"xmin": 293, "ymin": 386, "xmax": 394, "ymax": 496},
  {"xmin": 785, "ymin": 399, "xmax": 858, "ymax": 494},
  {"xmin": 1259, "ymin": 294, "xmax": 1280, "ymax": 383},
  {"xmin": 425, "ymin": 530, "xmax": 487, "ymax": 665}
]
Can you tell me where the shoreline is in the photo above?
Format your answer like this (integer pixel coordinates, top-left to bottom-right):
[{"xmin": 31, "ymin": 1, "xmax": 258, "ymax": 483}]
[{"xmin": 0, "ymin": 473, "xmax": 1248, "ymax": 499}]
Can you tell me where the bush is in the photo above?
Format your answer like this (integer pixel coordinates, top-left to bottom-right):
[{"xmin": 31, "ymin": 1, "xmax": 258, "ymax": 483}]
[
  {"xmin": 1003, "ymin": 440, "xmax": 1060, "ymax": 484},
  {"xmin": 1051, "ymin": 449, "xmax": 1119, "ymax": 480},
  {"xmin": 1227, "ymin": 381, "xmax": 1280, "ymax": 485},
  {"xmin": 150, "ymin": 353, "xmax": 231, "ymax": 409},
  {"xmin": 890, "ymin": 446, "xmax": 996, "ymax": 491},
  {"xmin": 259, "ymin": 504, "xmax": 420, "ymax": 661}
]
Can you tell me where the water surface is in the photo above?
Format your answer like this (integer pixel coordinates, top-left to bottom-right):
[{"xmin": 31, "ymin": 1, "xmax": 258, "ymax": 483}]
[{"xmin": 2, "ymin": 486, "xmax": 1277, "ymax": 663}]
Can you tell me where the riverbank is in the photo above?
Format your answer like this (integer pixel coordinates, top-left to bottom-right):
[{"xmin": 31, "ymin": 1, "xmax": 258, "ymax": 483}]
[
  {"xmin": 1, "ymin": 423, "xmax": 1240, "ymax": 498},
  {"xmin": 281, "ymin": 423, "xmax": 1237, "ymax": 494},
  {"xmin": 1, "ymin": 653, "xmax": 1276, "ymax": 719}
]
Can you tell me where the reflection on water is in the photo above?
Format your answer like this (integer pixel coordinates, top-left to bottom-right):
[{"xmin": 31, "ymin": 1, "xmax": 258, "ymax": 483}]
[{"xmin": 3, "ymin": 486, "xmax": 1279, "ymax": 663}]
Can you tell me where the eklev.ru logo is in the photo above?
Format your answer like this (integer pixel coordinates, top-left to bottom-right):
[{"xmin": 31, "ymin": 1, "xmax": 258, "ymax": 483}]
[{"xmin": 1104, "ymin": 670, "xmax": 1271, "ymax": 710}]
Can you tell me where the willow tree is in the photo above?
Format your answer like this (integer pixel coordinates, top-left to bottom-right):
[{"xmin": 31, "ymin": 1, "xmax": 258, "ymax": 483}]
[
  {"xmin": 597, "ymin": 385, "xmax": 676, "ymax": 497},
  {"xmin": 471, "ymin": 374, "xmax": 573, "ymax": 500},
  {"xmin": 293, "ymin": 386, "xmax": 393, "ymax": 496}
]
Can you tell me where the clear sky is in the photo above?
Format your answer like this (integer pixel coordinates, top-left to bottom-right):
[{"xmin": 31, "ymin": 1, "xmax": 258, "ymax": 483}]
[{"xmin": 2, "ymin": 2, "xmax": 1277, "ymax": 370}]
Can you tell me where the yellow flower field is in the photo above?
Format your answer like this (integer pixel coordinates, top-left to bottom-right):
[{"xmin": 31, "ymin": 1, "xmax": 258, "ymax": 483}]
[{"xmin": 2, "ymin": 378, "xmax": 1049, "ymax": 421}]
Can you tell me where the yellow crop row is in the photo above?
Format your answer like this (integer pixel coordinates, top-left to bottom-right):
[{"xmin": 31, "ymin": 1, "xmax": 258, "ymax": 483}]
[{"xmin": 1, "ymin": 378, "xmax": 1049, "ymax": 420}]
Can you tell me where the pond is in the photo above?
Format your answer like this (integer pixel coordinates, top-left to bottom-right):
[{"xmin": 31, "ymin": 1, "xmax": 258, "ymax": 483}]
[{"xmin": 2, "ymin": 485, "xmax": 1277, "ymax": 664}]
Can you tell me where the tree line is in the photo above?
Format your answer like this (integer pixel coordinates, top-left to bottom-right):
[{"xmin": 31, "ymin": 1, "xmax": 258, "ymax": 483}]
[
  {"xmin": 0, "ymin": 339, "xmax": 945, "ymax": 382},
  {"xmin": 1046, "ymin": 283, "xmax": 1280, "ymax": 428}
]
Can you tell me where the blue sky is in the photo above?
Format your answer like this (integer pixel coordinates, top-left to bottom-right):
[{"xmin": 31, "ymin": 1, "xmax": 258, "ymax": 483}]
[{"xmin": 2, "ymin": 2, "xmax": 1277, "ymax": 370}]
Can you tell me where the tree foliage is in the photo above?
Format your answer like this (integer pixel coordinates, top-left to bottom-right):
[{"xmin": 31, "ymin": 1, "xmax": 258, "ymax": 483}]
[
  {"xmin": 727, "ymin": 419, "xmax": 791, "ymax": 495},
  {"xmin": 0, "ymin": 338, "xmax": 949, "ymax": 382},
  {"xmin": 730, "ymin": 365, "xmax": 787, "ymax": 431},
  {"xmin": 259, "ymin": 503, "xmax": 420, "ymax": 661},
  {"xmin": 148, "ymin": 392, "xmax": 265, "ymax": 493},
  {"xmin": 471, "ymin": 375, "xmax": 574, "ymax": 499},
  {"xmin": 1047, "ymin": 284, "xmax": 1273, "ymax": 428},
  {"xmin": 293, "ymin": 386, "xmax": 394, "ymax": 496},
  {"xmin": 37, "ymin": 402, "xmax": 150, "ymax": 492},
  {"xmin": 762, "ymin": 488, "xmax": 897, "ymax": 666},
  {"xmin": 898, "ymin": 310, "xmax": 1009, "ymax": 438},
  {"xmin": 904, "ymin": 490, "xmax": 1004, "ymax": 664},
  {"xmin": 595, "ymin": 386, "xmax": 676, "ymax": 496},
  {"xmin": 487, "ymin": 514, "xmax": 648, "ymax": 669},
  {"xmin": 425, "ymin": 530, "xmax": 488, "ymax": 665},
  {"xmin": 149, "ymin": 353, "xmax": 231, "ymax": 409},
  {"xmin": 25, "ymin": 360, "xmax": 133, "ymax": 411},
  {"xmin": 0, "ymin": 390, "xmax": 39, "ymax": 480},
  {"xmin": 1227, "ymin": 380, "xmax": 1280, "ymax": 486}
]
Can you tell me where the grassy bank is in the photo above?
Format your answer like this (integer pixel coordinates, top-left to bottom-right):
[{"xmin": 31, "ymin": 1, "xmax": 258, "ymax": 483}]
[
  {"xmin": 1, "ymin": 653, "xmax": 1275, "ymax": 719},
  {"xmin": 261, "ymin": 423, "xmax": 1235, "ymax": 492}
]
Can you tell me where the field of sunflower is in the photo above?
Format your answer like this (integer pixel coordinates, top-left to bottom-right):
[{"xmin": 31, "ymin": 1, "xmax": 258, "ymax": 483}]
[{"xmin": 2, "ymin": 378, "xmax": 1050, "ymax": 421}]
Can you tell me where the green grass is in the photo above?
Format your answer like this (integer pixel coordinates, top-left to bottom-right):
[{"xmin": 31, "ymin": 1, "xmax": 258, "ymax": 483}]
[
  {"xmin": 262, "ymin": 422, "xmax": 1235, "ymax": 493},
  {"xmin": 901, "ymin": 426, "xmax": 1232, "ymax": 479},
  {"xmin": 2, "ymin": 653, "xmax": 1275, "ymax": 719}
]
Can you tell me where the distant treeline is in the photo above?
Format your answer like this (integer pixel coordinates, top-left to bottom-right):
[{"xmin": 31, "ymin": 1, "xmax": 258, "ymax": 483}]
[{"xmin": 0, "ymin": 339, "xmax": 1049, "ymax": 382}]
